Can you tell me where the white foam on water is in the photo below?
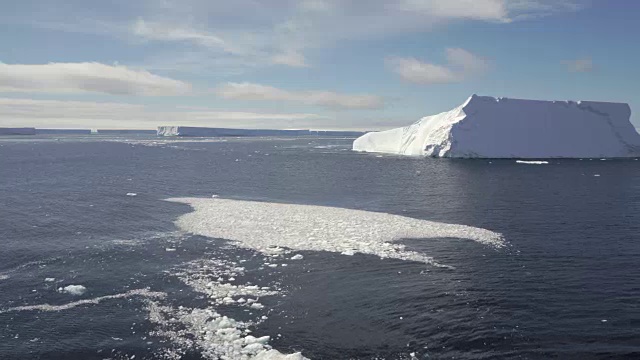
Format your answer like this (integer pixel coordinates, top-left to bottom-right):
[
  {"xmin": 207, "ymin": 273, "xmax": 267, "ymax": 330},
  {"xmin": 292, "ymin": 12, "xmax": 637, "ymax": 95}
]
[
  {"xmin": 166, "ymin": 198, "xmax": 504, "ymax": 266},
  {"xmin": 0, "ymin": 275, "xmax": 8, "ymax": 281},
  {"xmin": 126, "ymin": 193, "xmax": 138, "ymax": 197},
  {"xmin": 516, "ymin": 160, "xmax": 549, "ymax": 165},
  {"xmin": 1, "ymin": 289, "xmax": 165, "ymax": 313}
]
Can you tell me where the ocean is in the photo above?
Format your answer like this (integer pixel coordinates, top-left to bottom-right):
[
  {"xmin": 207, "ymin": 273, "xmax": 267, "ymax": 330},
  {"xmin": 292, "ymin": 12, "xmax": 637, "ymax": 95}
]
[{"xmin": 1, "ymin": 135, "xmax": 639, "ymax": 359}]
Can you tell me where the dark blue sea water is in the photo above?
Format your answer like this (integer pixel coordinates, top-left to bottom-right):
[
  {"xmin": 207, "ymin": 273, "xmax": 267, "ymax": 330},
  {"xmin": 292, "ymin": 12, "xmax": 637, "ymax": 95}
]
[{"xmin": 1, "ymin": 135, "xmax": 639, "ymax": 359}]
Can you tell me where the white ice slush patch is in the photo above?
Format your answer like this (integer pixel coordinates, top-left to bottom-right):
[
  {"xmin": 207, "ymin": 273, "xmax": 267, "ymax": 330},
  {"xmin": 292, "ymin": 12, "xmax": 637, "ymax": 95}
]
[{"xmin": 167, "ymin": 198, "xmax": 504, "ymax": 266}]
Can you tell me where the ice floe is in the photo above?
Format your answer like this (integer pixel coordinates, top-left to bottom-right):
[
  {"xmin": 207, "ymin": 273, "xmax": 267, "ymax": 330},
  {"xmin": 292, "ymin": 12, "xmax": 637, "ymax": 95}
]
[{"xmin": 167, "ymin": 197, "xmax": 504, "ymax": 266}]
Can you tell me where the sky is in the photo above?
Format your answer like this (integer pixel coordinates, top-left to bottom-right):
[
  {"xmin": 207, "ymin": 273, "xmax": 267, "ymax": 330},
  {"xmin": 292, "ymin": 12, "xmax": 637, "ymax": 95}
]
[{"xmin": 1, "ymin": 0, "xmax": 639, "ymax": 130}]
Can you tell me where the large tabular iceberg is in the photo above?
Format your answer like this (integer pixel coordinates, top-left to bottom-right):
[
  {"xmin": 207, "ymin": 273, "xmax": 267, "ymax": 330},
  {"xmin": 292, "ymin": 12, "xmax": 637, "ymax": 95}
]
[{"xmin": 353, "ymin": 95, "xmax": 640, "ymax": 158}]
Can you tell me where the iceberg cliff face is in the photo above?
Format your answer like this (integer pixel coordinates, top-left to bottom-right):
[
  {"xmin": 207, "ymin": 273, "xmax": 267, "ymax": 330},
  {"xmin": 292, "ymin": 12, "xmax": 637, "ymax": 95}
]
[{"xmin": 353, "ymin": 95, "xmax": 640, "ymax": 158}]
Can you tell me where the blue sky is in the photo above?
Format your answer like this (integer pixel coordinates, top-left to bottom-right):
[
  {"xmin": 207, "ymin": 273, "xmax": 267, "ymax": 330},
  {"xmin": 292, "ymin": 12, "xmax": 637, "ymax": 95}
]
[{"xmin": 1, "ymin": 0, "xmax": 638, "ymax": 130}]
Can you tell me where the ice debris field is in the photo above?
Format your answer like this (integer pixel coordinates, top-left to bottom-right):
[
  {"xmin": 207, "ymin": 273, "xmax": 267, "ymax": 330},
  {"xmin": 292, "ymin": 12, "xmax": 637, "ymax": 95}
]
[
  {"xmin": 167, "ymin": 197, "xmax": 505, "ymax": 267},
  {"xmin": 147, "ymin": 257, "xmax": 309, "ymax": 360},
  {"xmin": 353, "ymin": 95, "xmax": 640, "ymax": 158}
]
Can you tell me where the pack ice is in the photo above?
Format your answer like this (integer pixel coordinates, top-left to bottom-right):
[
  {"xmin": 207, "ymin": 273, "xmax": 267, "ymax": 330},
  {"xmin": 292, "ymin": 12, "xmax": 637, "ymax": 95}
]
[
  {"xmin": 353, "ymin": 95, "xmax": 640, "ymax": 158},
  {"xmin": 167, "ymin": 197, "xmax": 504, "ymax": 267}
]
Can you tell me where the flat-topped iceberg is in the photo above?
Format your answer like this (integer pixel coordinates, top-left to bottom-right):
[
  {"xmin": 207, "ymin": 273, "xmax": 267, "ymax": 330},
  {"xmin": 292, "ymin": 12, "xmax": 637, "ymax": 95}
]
[
  {"xmin": 353, "ymin": 95, "xmax": 640, "ymax": 158},
  {"xmin": 158, "ymin": 126, "xmax": 365, "ymax": 137}
]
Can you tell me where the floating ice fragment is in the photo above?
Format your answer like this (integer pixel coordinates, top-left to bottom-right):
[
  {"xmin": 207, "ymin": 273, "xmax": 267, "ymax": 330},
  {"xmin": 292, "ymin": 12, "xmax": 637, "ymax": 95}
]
[
  {"xmin": 516, "ymin": 160, "xmax": 549, "ymax": 165},
  {"xmin": 44, "ymin": 278, "xmax": 55, "ymax": 282},
  {"xmin": 58, "ymin": 285, "xmax": 87, "ymax": 296},
  {"xmin": 165, "ymin": 248, "xmax": 176, "ymax": 252},
  {"xmin": 126, "ymin": 193, "xmax": 137, "ymax": 197},
  {"xmin": 290, "ymin": 254, "xmax": 304, "ymax": 260}
]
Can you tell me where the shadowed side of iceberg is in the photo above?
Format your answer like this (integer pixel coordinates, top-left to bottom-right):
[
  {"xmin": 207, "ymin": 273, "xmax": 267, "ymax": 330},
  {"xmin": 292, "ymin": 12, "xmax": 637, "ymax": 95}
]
[{"xmin": 353, "ymin": 95, "xmax": 640, "ymax": 158}]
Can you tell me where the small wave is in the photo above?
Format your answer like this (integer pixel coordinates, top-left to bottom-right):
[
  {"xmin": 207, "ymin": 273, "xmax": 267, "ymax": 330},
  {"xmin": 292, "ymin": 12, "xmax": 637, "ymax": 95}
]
[
  {"xmin": 166, "ymin": 197, "xmax": 505, "ymax": 267},
  {"xmin": 1, "ymin": 289, "xmax": 165, "ymax": 313}
]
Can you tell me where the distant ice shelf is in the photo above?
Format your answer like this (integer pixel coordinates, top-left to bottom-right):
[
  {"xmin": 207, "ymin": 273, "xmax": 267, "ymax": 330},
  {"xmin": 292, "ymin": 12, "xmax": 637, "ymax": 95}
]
[
  {"xmin": 36, "ymin": 129, "xmax": 91, "ymax": 135},
  {"xmin": 157, "ymin": 126, "xmax": 365, "ymax": 138},
  {"xmin": 353, "ymin": 95, "xmax": 640, "ymax": 158},
  {"xmin": 0, "ymin": 127, "xmax": 36, "ymax": 135}
]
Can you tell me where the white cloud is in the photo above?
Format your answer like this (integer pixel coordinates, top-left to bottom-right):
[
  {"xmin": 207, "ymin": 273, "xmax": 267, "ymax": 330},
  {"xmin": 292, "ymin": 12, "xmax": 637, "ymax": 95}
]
[
  {"xmin": 446, "ymin": 48, "xmax": 490, "ymax": 74},
  {"xmin": 216, "ymin": 82, "xmax": 384, "ymax": 110},
  {"xmin": 563, "ymin": 58, "xmax": 594, "ymax": 73},
  {"xmin": 132, "ymin": 19, "xmax": 241, "ymax": 54},
  {"xmin": 402, "ymin": 0, "xmax": 584, "ymax": 22},
  {"xmin": 115, "ymin": 0, "xmax": 582, "ymax": 72},
  {"xmin": 401, "ymin": 0, "xmax": 510, "ymax": 22},
  {"xmin": 387, "ymin": 58, "xmax": 460, "ymax": 84},
  {"xmin": 0, "ymin": 98, "xmax": 326, "ymax": 129},
  {"xmin": 388, "ymin": 48, "xmax": 489, "ymax": 84},
  {"xmin": 0, "ymin": 62, "xmax": 191, "ymax": 96},
  {"xmin": 3, "ymin": 1, "xmax": 585, "ymax": 73},
  {"xmin": 271, "ymin": 50, "xmax": 309, "ymax": 67}
]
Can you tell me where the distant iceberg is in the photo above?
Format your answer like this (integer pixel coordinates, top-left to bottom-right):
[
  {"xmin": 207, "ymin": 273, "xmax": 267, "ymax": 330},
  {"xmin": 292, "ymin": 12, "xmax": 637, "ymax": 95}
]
[
  {"xmin": 353, "ymin": 95, "xmax": 640, "ymax": 158},
  {"xmin": 97, "ymin": 129, "xmax": 157, "ymax": 135},
  {"xmin": 158, "ymin": 126, "xmax": 365, "ymax": 138}
]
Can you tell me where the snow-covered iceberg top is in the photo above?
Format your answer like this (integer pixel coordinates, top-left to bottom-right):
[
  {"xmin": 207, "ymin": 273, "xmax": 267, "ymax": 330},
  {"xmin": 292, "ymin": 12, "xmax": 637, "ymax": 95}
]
[{"xmin": 353, "ymin": 95, "xmax": 640, "ymax": 158}]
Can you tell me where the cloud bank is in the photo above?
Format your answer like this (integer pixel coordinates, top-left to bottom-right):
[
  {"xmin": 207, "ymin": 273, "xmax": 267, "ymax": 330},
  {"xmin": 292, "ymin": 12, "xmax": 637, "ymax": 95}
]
[
  {"xmin": 0, "ymin": 98, "xmax": 327, "ymax": 129},
  {"xmin": 216, "ymin": 82, "xmax": 384, "ymax": 110},
  {"xmin": 388, "ymin": 48, "xmax": 489, "ymax": 84},
  {"xmin": 0, "ymin": 62, "xmax": 191, "ymax": 96}
]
